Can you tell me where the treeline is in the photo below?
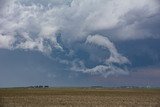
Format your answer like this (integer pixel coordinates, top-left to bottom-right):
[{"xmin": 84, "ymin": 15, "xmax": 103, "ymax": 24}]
[{"xmin": 29, "ymin": 85, "xmax": 49, "ymax": 88}]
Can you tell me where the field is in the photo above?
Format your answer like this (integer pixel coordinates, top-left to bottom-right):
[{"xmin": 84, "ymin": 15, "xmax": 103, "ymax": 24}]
[{"xmin": 0, "ymin": 88, "xmax": 160, "ymax": 107}]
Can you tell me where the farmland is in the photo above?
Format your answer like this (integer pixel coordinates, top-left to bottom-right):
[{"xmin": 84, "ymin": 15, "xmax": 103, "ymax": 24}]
[{"xmin": 0, "ymin": 88, "xmax": 160, "ymax": 107}]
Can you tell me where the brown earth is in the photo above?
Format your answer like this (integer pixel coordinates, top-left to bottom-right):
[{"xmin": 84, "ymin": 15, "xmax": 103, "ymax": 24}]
[{"xmin": 0, "ymin": 88, "xmax": 160, "ymax": 107}]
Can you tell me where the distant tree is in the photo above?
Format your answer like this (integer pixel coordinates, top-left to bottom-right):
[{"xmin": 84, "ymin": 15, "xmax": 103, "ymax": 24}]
[{"xmin": 44, "ymin": 86, "xmax": 49, "ymax": 88}]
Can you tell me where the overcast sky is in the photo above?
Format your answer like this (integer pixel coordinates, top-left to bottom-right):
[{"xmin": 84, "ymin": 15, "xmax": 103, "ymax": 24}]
[{"xmin": 0, "ymin": 0, "xmax": 160, "ymax": 87}]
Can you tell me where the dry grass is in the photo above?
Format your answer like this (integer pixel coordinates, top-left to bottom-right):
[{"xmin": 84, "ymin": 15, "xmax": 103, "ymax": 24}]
[{"xmin": 0, "ymin": 88, "xmax": 160, "ymax": 107}]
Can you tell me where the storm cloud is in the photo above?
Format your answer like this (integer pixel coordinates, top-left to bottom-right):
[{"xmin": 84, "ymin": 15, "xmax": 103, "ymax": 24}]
[{"xmin": 0, "ymin": 0, "xmax": 160, "ymax": 77}]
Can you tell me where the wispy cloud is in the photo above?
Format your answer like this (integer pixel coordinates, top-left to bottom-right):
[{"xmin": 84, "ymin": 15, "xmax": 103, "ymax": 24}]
[
  {"xmin": 86, "ymin": 35, "xmax": 129, "ymax": 64},
  {"xmin": 71, "ymin": 35, "xmax": 129, "ymax": 77}
]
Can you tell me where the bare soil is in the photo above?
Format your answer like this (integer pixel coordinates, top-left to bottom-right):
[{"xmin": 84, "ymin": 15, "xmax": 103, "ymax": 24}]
[{"xmin": 0, "ymin": 88, "xmax": 160, "ymax": 107}]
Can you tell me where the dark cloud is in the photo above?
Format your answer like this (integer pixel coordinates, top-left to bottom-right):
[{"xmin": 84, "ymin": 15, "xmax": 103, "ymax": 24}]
[
  {"xmin": 20, "ymin": 0, "xmax": 72, "ymax": 6},
  {"xmin": 116, "ymin": 38, "xmax": 160, "ymax": 68},
  {"xmin": 0, "ymin": 0, "xmax": 8, "ymax": 9}
]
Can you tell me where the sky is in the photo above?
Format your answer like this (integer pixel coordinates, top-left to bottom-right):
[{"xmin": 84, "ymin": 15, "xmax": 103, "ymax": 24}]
[{"xmin": 0, "ymin": 0, "xmax": 160, "ymax": 87}]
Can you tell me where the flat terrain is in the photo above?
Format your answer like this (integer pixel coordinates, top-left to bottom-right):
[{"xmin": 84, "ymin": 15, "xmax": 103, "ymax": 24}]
[{"xmin": 0, "ymin": 88, "xmax": 160, "ymax": 107}]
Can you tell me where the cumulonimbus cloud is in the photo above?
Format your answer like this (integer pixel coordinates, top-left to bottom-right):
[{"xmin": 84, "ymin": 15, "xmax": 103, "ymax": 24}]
[{"xmin": 0, "ymin": 0, "xmax": 159, "ymax": 77}]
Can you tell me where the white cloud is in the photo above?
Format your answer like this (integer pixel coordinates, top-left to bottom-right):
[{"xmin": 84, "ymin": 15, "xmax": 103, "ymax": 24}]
[
  {"xmin": 0, "ymin": 1, "xmax": 61, "ymax": 53},
  {"xmin": 86, "ymin": 35, "xmax": 129, "ymax": 64},
  {"xmin": 84, "ymin": 65, "xmax": 128, "ymax": 77},
  {"xmin": 60, "ymin": 0, "xmax": 160, "ymax": 41},
  {"xmin": 71, "ymin": 61, "xmax": 129, "ymax": 77},
  {"xmin": 0, "ymin": 0, "xmax": 159, "ymax": 51},
  {"xmin": 0, "ymin": 34, "xmax": 15, "ymax": 49}
]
